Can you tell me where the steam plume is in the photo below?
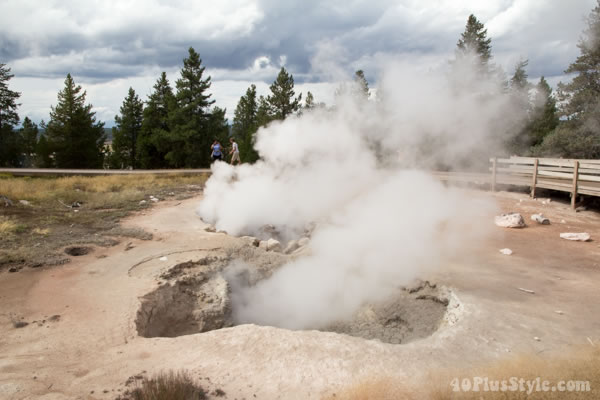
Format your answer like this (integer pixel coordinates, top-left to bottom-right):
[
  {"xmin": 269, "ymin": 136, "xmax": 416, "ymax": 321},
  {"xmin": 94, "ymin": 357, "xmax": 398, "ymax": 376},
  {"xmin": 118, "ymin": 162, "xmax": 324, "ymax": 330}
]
[{"xmin": 198, "ymin": 56, "xmax": 519, "ymax": 329}]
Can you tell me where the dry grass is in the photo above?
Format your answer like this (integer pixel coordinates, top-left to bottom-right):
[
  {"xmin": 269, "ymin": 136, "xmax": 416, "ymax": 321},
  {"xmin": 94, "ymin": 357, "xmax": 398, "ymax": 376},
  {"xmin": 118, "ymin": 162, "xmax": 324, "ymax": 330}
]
[
  {"xmin": 0, "ymin": 173, "xmax": 206, "ymax": 206},
  {"xmin": 0, "ymin": 173, "xmax": 207, "ymax": 270},
  {"xmin": 0, "ymin": 216, "xmax": 18, "ymax": 238},
  {"xmin": 121, "ymin": 370, "xmax": 206, "ymax": 400},
  {"xmin": 32, "ymin": 227, "xmax": 50, "ymax": 235},
  {"xmin": 326, "ymin": 347, "xmax": 599, "ymax": 400}
]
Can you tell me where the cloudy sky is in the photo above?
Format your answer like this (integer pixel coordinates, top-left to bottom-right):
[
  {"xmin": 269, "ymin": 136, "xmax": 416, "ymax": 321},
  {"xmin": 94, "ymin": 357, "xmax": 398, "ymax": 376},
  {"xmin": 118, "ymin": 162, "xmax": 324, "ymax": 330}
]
[{"xmin": 1, "ymin": 0, "xmax": 596, "ymax": 126}]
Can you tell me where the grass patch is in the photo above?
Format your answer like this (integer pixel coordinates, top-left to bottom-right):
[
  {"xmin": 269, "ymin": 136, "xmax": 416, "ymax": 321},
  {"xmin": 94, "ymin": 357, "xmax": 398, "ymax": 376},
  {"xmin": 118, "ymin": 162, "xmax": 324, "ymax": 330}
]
[
  {"xmin": 0, "ymin": 216, "xmax": 18, "ymax": 239},
  {"xmin": 0, "ymin": 173, "xmax": 207, "ymax": 270},
  {"xmin": 120, "ymin": 370, "xmax": 206, "ymax": 400},
  {"xmin": 32, "ymin": 227, "xmax": 50, "ymax": 235},
  {"xmin": 326, "ymin": 347, "xmax": 600, "ymax": 399}
]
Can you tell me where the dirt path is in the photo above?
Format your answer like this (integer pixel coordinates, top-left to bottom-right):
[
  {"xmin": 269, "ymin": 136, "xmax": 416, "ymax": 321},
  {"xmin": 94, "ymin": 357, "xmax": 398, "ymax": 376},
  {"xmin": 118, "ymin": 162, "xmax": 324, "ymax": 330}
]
[{"xmin": 1, "ymin": 191, "xmax": 599, "ymax": 399}]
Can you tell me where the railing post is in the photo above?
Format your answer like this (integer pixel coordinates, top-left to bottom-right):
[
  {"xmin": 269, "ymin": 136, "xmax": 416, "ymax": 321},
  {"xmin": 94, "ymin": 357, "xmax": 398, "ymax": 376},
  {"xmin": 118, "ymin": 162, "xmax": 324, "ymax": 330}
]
[
  {"xmin": 491, "ymin": 157, "xmax": 497, "ymax": 192},
  {"xmin": 531, "ymin": 158, "xmax": 539, "ymax": 198},
  {"xmin": 571, "ymin": 160, "xmax": 580, "ymax": 209}
]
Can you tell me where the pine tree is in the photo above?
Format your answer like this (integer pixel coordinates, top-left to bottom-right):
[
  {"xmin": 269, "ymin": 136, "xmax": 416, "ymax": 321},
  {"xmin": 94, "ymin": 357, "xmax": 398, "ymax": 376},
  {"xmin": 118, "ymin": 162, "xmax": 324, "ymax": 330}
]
[
  {"xmin": 353, "ymin": 70, "xmax": 370, "ymax": 99},
  {"xmin": 168, "ymin": 47, "xmax": 215, "ymax": 167},
  {"xmin": 539, "ymin": 1, "xmax": 600, "ymax": 158},
  {"xmin": 137, "ymin": 72, "xmax": 175, "ymax": 168},
  {"xmin": 111, "ymin": 87, "xmax": 143, "ymax": 168},
  {"xmin": 505, "ymin": 60, "xmax": 532, "ymax": 153},
  {"xmin": 558, "ymin": 1, "xmax": 600, "ymax": 119},
  {"xmin": 35, "ymin": 120, "xmax": 53, "ymax": 167},
  {"xmin": 267, "ymin": 67, "xmax": 302, "ymax": 120},
  {"xmin": 19, "ymin": 117, "xmax": 39, "ymax": 167},
  {"xmin": 528, "ymin": 77, "xmax": 559, "ymax": 148},
  {"xmin": 256, "ymin": 95, "xmax": 272, "ymax": 127},
  {"xmin": 304, "ymin": 91, "xmax": 315, "ymax": 110},
  {"xmin": 0, "ymin": 63, "xmax": 22, "ymax": 166},
  {"xmin": 45, "ymin": 74, "xmax": 106, "ymax": 168},
  {"xmin": 455, "ymin": 14, "xmax": 492, "ymax": 72},
  {"xmin": 232, "ymin": 84, "xmax": 259, "ymax": 163},
  {"xmin": 0, "ymin": 63, "xmax": 20, "ymax": 129}
]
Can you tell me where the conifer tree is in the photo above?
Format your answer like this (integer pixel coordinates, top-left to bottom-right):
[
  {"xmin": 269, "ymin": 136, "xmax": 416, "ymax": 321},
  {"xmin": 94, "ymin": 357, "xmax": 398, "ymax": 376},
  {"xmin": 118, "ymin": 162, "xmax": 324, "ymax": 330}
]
[
  {"xmin": 0, "ymin": 63, "xmax": 22, "ymax": 166},
  {"xmin": 137, "ymin": 72, "xmax": 175, "ymax": 168},
  {"xmin": 111, "ymin": 87, "xmax": 143, "ymax": 168},
  {"xmin": 45, "ymin": 74, "xmax": 106, "ymax": 168},
  {"xmin": 267, "ymin": 67, "xmax": 302, "ymax": 120}
]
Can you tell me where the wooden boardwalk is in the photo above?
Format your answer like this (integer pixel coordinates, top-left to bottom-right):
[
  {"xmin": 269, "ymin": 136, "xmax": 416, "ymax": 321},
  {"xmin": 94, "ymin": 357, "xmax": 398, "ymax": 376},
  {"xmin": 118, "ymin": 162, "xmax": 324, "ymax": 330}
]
[
  {"xmin": 3, "ymin": 157, "xmax": 600, "ymax": 208},
  {"xmin": 0, "ymin": 168, "xmax": 211, "ymax": 177}
]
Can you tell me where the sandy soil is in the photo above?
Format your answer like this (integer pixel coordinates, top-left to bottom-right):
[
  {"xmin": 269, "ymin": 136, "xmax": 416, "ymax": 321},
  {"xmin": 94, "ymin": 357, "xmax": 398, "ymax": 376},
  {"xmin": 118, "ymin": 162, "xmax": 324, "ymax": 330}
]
[{"xmin": 1, "ymin": 190, "xmax": 599, "ymax": 399}]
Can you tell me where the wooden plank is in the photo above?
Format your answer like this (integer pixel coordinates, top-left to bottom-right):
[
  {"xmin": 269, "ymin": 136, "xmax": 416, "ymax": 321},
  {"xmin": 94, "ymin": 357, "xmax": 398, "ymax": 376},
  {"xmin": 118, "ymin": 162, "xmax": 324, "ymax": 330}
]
[
  {"xmin": 531, "ymin": 158, "xmax": 538, "ymax": 198},
  {"xmin": 579, "ymin": 163, "xmax": 600, "ymax": 170},
  {"xmin": 510, "ymin": 156, "xmax": 600, "ymax": 165},
  {"xmin": 577, "ymin": 174, "xmax": 600, "ymax": 183},
  {"xmin": 496, "ymin": 158, "xmax": 536, "ymax": 165},
  {"xmin": 572, "ymin": 161, "xmax": 579, "ymax": 209}
]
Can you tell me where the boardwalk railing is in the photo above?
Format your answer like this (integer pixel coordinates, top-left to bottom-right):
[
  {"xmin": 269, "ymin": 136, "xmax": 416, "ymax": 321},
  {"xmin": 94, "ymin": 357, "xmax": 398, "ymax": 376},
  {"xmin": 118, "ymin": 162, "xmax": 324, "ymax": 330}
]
[
  {"xmin": 3, "ymin": 159, "xmax": 600, "ymax": 209},
  {"xmin": 490, "ymin": 157, "xmax": 600, "ymax": 208}
]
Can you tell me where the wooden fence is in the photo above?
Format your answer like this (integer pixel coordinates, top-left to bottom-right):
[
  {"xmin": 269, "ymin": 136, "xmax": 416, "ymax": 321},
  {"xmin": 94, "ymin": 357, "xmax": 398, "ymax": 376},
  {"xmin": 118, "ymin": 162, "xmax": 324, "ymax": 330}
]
[
  {"xmin": 3, "ymin": 159, "xmax": 600, "ymax": 209},
  {"xmin": 490, "ymin": 157, "xmax": 600, "ymax": 208}
]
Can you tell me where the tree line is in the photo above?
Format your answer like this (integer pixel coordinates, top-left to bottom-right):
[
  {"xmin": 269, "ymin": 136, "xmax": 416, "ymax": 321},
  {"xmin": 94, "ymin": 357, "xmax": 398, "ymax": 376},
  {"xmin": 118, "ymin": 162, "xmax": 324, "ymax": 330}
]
[
  {"xmin": 2, "ymin": 2, "xmax": 600, "ymax": 168},
  {"xmin": 0, "ymin": 47, "xmax": 305, "ymax": 169}
]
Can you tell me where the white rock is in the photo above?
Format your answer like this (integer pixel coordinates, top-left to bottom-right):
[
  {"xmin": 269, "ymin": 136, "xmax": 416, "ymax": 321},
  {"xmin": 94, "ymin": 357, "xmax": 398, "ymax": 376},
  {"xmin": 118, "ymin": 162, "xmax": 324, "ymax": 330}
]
[
  {"xmin": 534, "ymin": 336, "xmax": 541, "ymax": 342},
  {"xmin": 283, "ymin": 240, "xmax": 299, "ymax": 254},
  {"xmin": 139, "ymin": 200, "xmax": 147, "ymax": 205},
  {"xmin": 258, "ymin": 240, "xmax": 268, "ymax": 250},
  {"xmin": 19, "ymin": 200, "xmax": 31, "ymax": 206},
  {"xmin": 531, "ymin": 214, "xmax": 550, "ymax": 225},
  {"xmin": 559, "ymin": 232, "xmax": 591, "ymax": 241},
  {"xmin": 240, "ymin": 236, "xmax": 259, "ymax": 247},
  {"xmin": 494, "ymin": 213, "xmax": 525, "ymax": 228},
  {"xmin": 150, "ymin": 197, "xmax": 159, "ymax": 203},
  {"xmin": 560, "ymin": 219, "xmax": 566, "ymax": 224},
  {"xmin": 298, "ymin": 237, "xmax": 310, "ymax": 247},
  {"xmin": 159, "ymin": 256, "xmax": 168, "ymax": 261},
  {"xmin": 266, "ymin": 238, "xmax": 282, "ymax": 252},
  {"xmin": 499, "ymin": 248, "xmax": 513, "ymax": 255}
]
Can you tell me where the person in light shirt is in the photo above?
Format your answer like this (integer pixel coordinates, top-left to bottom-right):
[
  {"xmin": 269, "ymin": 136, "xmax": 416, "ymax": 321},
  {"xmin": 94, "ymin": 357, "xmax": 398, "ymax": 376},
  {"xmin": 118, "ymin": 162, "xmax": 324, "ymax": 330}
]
[{"xmin": 229, "ymin": 138, "xmax": 241, "ymax": 165}]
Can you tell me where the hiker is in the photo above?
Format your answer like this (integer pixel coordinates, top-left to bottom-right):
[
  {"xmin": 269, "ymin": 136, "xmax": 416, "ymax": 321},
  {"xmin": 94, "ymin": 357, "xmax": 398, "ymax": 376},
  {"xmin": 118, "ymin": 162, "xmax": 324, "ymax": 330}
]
[
  {"xmin": 229, "ymin": 138, "xmax": 241, "ymax": 165},
  {"xmin": 211, "ymin": 140, "xmax": 223, "ymax": 162}
]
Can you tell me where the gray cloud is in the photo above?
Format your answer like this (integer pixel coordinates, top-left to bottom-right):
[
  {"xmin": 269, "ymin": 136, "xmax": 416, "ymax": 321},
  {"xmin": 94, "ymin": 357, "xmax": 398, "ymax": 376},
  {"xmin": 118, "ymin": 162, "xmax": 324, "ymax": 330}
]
[{"xmin": 1, "ymin": 0, "xmax": 596, "ymax": 124}]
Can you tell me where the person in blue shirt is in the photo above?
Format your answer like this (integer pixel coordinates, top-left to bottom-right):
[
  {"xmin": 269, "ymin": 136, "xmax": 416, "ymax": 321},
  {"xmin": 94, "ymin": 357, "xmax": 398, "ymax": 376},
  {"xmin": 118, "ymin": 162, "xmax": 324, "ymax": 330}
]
[{"xmin": 211, "ymin": 140, "xmax": 223, "ymax": 162}]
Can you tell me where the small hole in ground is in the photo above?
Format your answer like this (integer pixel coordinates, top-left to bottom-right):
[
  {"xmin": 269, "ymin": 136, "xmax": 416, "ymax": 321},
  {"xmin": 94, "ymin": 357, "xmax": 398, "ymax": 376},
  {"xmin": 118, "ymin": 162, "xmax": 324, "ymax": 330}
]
[{"xmin": 65, "ymin": 246, "xmax": 93, "ymax": 256}]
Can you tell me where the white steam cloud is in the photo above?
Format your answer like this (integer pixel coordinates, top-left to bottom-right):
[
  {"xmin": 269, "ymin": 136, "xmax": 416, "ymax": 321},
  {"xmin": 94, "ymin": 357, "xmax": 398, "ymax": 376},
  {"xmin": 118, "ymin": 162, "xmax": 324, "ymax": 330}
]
[{"xmin": 198, "ymin": 56, "xmax": 515, "ymax": 330}]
